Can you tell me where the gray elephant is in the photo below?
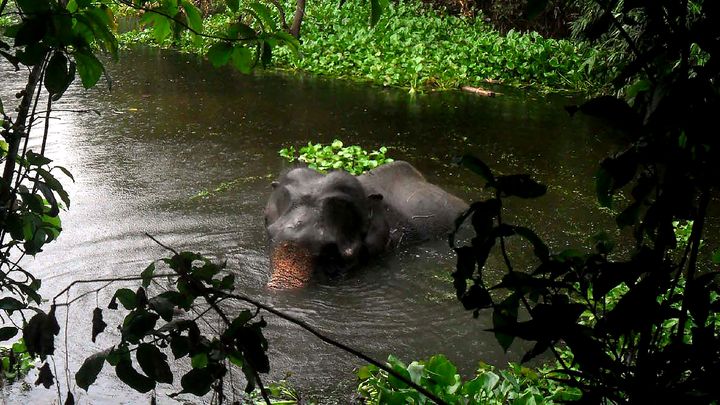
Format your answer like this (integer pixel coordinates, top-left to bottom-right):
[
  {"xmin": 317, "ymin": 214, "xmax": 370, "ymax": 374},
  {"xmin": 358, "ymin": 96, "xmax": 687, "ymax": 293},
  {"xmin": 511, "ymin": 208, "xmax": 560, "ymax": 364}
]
[{"xmin": 264, "ymin": 161, "xmax": 468, "ymax": 288}]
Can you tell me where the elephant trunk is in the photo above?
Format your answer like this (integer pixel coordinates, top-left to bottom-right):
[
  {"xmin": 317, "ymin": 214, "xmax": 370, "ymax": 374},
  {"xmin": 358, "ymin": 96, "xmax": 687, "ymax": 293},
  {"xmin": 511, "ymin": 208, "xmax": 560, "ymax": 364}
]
[{"xmin": 267, "ymin": 242, "xmax": 314, "ymax": 289}]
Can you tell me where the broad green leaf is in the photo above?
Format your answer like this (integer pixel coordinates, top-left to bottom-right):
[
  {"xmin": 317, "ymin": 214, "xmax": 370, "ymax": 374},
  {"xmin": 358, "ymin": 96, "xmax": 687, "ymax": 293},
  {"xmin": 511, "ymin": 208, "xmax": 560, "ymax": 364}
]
[
  {"xmin": 113, "ymin": 288, "xmax": 137, "ymax": 310},
  {"xmin": 115, "ymin": 360, "xmax": 155, "ymax": 393},
  {"xmin": 0, "ymin": 327, "xmax": 18, "ymax": 341},
  {"xmin": 141, "ymin": 263, "xmax": 155, "ymax": 288},
  {"xmin": 180, "ymin": 368, "xmax": 213, "ymax": 396},
  {"xmin": 44, "ymin": 52, "xmax": 70, "ymax": 96},
  {"xmin": 121, "ymin": 310, "xmax": 159, "ymax": 343},
  {"xmin": 712, "ymin": 249, "xmax": 720, "ymax": 265},
  {"xmin": 245, "ymin": 2, "xmax": 275, "ymax": 31},
  {"xmin": 426, "ymin": 354, "xmax": 457, "ymax": 386},
  {"xmin": 231, "ymin": 45, "xmax": 253, "ymax": 74},
  {"xmin": 181, "ymin": 0, "xmax": 203, "ymax": 46},
  {"xmin": 76, "ymin": 348, "xmax": 111, "ymax": 391},
  {"xmin": 137, "ymin": 343, "xmax": 173, "ymax": 384},
  {"xmin": 191, "ymin": 352, "xmax": 208, "ymax": 369},
  {"xmin": 74, "ymin": 50, "xmax": 104, "ymax": 89},
  {"xmin": 458, "ymin": 155, "xmax": 494, "ymax": 184},
  {"xmin": 0, "ymin": 297, "xmax": 26, "ymax": 311},
  {"xmin": 91, "ymin": 307, "xmax": 107, "ymax": 343},
  {"xmin": 207, "ymin": 42, "xmax": 233, "ymax": 67}
]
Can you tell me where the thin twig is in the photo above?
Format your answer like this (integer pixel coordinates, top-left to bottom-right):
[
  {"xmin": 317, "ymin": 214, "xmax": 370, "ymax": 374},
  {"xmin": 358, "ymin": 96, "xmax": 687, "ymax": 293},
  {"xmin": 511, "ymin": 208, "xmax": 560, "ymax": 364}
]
[
  {"xmin": 145, "ymin": 232, "xmax": 179, "ymax": 255},
  {"xmin": 52, "ymin": 273, "xmax": 177, "ymax": 304}
]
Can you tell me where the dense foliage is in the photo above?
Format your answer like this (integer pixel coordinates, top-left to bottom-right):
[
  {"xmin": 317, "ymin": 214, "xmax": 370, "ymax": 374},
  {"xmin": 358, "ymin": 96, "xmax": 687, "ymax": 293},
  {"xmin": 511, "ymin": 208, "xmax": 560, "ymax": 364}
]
[
  {"xmin": 279, "ymin": 140, "xmax": 394, "ymax": 175},
  {"xmin": 116, "ymin": 0, "xmax": 602, "ymax": 92},
  {"xmin": 357, "ymin": 354, "xmax": 581, "ymax": 404},
  {"xmin": 449, "ymin": 0, "xmax": 720, "ymax": 403}
]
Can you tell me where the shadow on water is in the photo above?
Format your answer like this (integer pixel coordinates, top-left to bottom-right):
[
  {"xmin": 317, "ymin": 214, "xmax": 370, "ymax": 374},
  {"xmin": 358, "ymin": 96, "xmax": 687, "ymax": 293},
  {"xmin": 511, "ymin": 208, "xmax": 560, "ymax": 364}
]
[{"xmin": 1, "ymin": 48, "xmax": 623, "ymax": 403}]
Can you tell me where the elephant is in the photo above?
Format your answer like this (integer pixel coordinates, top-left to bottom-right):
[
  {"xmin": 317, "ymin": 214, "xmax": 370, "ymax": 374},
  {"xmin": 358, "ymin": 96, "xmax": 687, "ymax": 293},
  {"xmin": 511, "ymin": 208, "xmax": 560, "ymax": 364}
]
[{"xmin": 264, "ymin": 160, "xmax": 469, "ymax": 288}]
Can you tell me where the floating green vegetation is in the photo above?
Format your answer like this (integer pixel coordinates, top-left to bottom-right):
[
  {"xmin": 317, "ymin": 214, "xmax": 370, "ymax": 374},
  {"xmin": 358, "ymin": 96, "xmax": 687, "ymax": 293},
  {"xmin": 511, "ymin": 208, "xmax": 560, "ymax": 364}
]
[
  {"xmin": 191, "ymin": 174, "xmax": 274, "ymax": 199},
  {"xmin": 279, "ymin": 139, "xmax": 393, "ymax": 175},
  {"xmin": 113, "ymin": 0, "xmax": 603, "ymax": 92}
]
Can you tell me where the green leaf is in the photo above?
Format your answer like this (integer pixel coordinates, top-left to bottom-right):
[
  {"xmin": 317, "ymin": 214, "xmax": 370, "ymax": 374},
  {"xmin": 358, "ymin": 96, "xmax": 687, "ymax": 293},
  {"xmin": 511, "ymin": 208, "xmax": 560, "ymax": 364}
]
[
  {"xmin": 180, "ymin": 368, "xmax": 214, "ymax": 396},
  {"xmin": 245, "ymin": 2, "xmax": 275, "ymax": 31},
  {"xmin": 73, "ymin": 50, "xmax": 104, "ymax": 89},
  {"xmin": 141, "ymin": 263, "xmax": 155, "ymax": 288},
  {"xmin": 181, "ymin": 0, "xmax": 203, "ymax": 45},
  {"xmin": 170, "ymin": 335, "xmax": 190, "ymax": 359},
  {"xmin": 35, "ymin": 362, "xmax": 54, "ymax": 388},
  {"xmin": 458, "ymin": 155, "xmax": 494, "ymax": 183},
  {"xmin": 225, "ymin": 0, "xmax": 240, "ymax": 12},
  {"xmin": 76, "ymin": 348, "xmax": 110, "ymax": 391},
  {"xmin": 91, "ymin": 307, "xmax": 107, "ymax": 343},
  {"xmin": 207, "ymin": 42, "xmax": 233, "ymax": 67},
  {"xmin": 426, "ymin": 354, "xmax": 457, "ymax": 386},
  {"xmin": 477, "ymin": 370, "xmax": 500, "ymax": 392},
  {"xmin": 116, "ymin": 360, "xmax": 156, "ymax": 393},
  {"xmin": 24, "ymin": 307, "xmax": 60, "ymax": 357},
  {"xmin": 44, "ymin": 52, "xmax": 72, "ymax": 97},
  {"xmin": 140, "ymin": 12, "xmax": 172, "ymax": 43},
  {"xmin": 113, "ymin": 288, "xmax": 137, "ymax": 310},
  {"xmin": 137, "ymin": 343, "xmax": 173, "ymax": 384},
  {"xmin": 121, "ymin": 310, "xmax": 159, "ymax": 343},
  {"xmin": 0, "ymin": 327, "xmax": 18, "ymax": 341},
  {"xmin": 148, "ymin": 296, "xmax": 174, "ymax": 322},
  {"xmin": 712, "ymin": 249, "xmax": 720, "ymax": 265},
  {"xmin": 0, "ymin": 297, "xmax": 26, "ymax": 311},
  {"xmin": 191, "ymin": 352, "xmax": 208, "ymax": 369}
]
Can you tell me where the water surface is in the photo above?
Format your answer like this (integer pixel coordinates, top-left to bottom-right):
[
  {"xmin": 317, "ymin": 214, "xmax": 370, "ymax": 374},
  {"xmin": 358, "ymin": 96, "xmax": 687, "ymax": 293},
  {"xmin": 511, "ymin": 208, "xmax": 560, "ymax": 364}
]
[{"xmin": 2, "ymin": 48, "xmax": 620, "ymax": 404}]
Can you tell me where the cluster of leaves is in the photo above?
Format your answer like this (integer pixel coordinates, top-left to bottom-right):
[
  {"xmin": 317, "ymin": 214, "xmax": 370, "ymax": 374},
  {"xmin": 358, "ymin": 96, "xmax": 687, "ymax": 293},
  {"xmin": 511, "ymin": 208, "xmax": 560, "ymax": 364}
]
[
  {"xmin": 279, "ymin": 139, "xmax": 393, "ymax": 175},
  {"xmin": 114, "ymin": 0, "xmax": 299, "ymax": 73},
  {"xmin": 0, "ymin": 0, "xmax": 118, "ymax": 397},
  {"xmin": 356, "ymin": 354, "xmax": 581, "ymax": 404},
  {"xmin": 74, "ymin": 251, "xmax": 270, "ymax": 399},
  {"xmin": 0, "ymin": 339, "xmax": 35, "ymax": 384},
  {"xmin": 114, "ymin": 0, "xmax": 603, "ymax": 92}
]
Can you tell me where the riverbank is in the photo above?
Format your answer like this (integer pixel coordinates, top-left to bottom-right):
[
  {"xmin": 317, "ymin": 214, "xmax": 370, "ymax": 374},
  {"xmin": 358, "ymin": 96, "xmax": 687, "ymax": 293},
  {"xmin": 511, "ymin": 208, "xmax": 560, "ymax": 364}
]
[{"xmin": 115, "ymin": 0, "xmax": 606, "ymax": 93}]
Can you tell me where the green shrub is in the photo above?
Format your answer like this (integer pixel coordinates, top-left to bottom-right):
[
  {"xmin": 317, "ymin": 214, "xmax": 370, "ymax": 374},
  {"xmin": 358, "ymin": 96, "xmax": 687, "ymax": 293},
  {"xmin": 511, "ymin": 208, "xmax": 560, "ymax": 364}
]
[
  {"xmin": 279, "ymin": 139, "xmax": 393, "ymax": 175},
  {"xmin": 356, "ymin": 354, "xmax": 581, "ymax": 404},
  {"xmin": 0, "ymin": 339, "xmax": 35, "ymax": 384}
]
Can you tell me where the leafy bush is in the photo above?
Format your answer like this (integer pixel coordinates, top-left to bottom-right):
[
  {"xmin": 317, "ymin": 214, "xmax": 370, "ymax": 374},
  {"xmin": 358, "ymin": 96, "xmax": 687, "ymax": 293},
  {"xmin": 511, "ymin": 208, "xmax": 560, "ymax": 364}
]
[
  {"xmin": 356, "ymin": 354, "xmax": 581, "ymax": 404},
  {"xmin": 279, "ymin": 140, "xmax": 393, "ymax": 175},
  {"xmin": 0, "ymin": 339, "xmax": 35, "ymax": 384}
]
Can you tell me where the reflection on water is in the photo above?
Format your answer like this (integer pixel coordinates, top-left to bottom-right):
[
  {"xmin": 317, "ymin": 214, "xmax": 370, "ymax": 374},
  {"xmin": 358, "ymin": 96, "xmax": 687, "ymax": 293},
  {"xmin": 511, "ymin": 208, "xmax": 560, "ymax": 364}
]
[{"xmin": 1, "ymin": 48, "xmax": 620, "ymax": 403}]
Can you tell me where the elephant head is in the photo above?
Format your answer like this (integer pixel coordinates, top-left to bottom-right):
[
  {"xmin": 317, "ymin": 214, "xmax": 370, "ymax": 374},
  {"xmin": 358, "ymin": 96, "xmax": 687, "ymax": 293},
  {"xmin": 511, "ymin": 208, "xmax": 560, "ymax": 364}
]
[{"xmin": 264, "ymin": 167, "xmax": 389, "ymax": 288}]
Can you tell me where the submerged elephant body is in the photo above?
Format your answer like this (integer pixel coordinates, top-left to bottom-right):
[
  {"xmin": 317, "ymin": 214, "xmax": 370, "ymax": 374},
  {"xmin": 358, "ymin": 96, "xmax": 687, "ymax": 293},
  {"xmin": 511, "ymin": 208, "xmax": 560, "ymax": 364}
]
[{"xmin": 264, "ymin": 161, "xmax": 468, "ymax": 288}]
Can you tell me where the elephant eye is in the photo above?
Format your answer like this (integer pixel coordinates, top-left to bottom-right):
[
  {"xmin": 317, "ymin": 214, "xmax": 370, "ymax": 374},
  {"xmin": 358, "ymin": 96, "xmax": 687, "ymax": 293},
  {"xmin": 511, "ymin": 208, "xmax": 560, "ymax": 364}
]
[{"xmin": 323, "ymin": 197, "xmax": 363, "ymax": 235}]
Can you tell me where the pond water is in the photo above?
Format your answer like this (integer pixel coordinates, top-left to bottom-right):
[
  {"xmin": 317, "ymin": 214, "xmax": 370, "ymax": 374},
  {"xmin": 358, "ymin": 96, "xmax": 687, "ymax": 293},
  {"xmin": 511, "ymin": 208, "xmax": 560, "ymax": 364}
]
[{"xmin": 2, "ymin": 48, "xmax": 622, "ymax": 404}]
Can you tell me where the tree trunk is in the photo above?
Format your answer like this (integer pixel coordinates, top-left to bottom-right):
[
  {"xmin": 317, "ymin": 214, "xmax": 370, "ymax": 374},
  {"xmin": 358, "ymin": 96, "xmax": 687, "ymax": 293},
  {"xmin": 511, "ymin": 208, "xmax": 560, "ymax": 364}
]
[{"xmin": 289, "ymin": 0, "xmax": 306, "ymax": 39}]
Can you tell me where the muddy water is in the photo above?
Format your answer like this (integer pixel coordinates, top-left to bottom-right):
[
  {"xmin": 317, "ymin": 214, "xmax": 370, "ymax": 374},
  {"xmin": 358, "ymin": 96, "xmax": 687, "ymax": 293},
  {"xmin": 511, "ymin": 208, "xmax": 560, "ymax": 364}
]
[{"xmin": 1, "ymin": 48, "xmax": 620, "ymax": 403}]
